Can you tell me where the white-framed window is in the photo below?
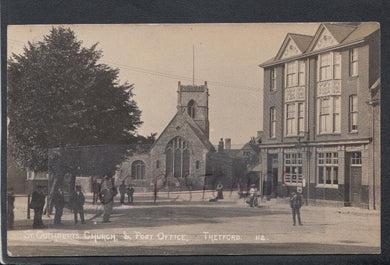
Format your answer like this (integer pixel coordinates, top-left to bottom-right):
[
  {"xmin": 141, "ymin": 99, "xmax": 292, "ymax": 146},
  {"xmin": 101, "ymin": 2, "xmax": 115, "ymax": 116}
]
[
  {"xmin": 318, "ymin": 52, "xmax": 342, "ymax": 81},
  {"xmin": 319, "ymin": 98, "xmax": 330, "ymax": 133},
  {"xmin": 350, "ymin": 48, "xmax": 358, "ymax": 77},
  {"xmin": 333, "ymin": 52, "xmax": 341, "ymax": 79},
  {"xmin": 318, "ymin": 96, "xmax": 340, "ymax": 134},
  {"xmin": 284, "ymin": 102, "xmax": 305, "ymax": 137},
  {"xmin": 284, "ymin": 153, "xmax": 303, "ymax": 185},
  {"xmin": 351, "ymin": 152, "xmax": 362, "ymax": 165},
  {"xmin": 270, "ymin": 107, "xmax": 276, "ymax": 138},
  {"xmin": 298, "ymin": 102, "xmax": 305, "ymax": 136},
  {"xmin": 286, "ymin": 103, "xmax": 295, "ymax": 136},
  {"xmin": 270, "ymin": 68, "xmax": 276, "ymax": 91},
  {"xmin": 317, "ymin": 152, "xmax": 338, "ymax": 187},
  {"xmin": 349, "ymin": 95, "xmax": 358, "ymax": 132},
  {"xmin": 298, "ymin": 61, "xmax": 306, "ymax": 86},
  {"xmin": 286, "ymin": 61, "xmax": 297, "ymax": 87},
  {"xmin": 319, "ymin": 53, "xmax": 331, "ymax": 81},
  {"xmin": 333, "ymin": 96, "xmax": 340, "ymax": 133}
]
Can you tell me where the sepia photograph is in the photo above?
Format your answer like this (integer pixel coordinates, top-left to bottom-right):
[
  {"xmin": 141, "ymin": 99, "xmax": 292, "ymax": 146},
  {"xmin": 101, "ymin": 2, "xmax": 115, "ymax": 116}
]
[{"xmin": 5, "ymin": 22, "xmax": 380, "ymax": 256}]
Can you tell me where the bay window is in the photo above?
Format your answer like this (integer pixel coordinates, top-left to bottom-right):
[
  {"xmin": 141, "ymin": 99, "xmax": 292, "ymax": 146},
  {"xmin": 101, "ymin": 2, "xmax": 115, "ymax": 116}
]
[
  {"xmin": 298, "ymin": 61, "xmax": 306, "ymax": 86},
  {"xmin": 286, "ymin": 103, "xmax": 295, "ymax": 136},
  {"xmin": 319, "ymin": 53, "xmax": 331, "ymax": 81},
  {"xmin": 319, "ymin": 98, "xmax": 330, "ymax": 133},
  {"xmin": 286, "ymin": 62, "xmax": 297, "ymax": 87},
  {"xmin": 298, "ymin": 102, "xmax": 305, "ymax": 135},
  {"xmin": 333, "ymin": 52, "xmax": 341, "ymax": 79},
  {"xmin": 318, "ymin": 52, "xmax": 342, "ymax": 81},
  {"xmin": 318, "ymin": 96, "xmax": 340, "ymax": 134}
]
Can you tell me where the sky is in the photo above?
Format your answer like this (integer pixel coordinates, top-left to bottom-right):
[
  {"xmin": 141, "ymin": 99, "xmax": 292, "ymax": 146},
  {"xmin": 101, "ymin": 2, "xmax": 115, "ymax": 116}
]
[{"xmin": 8, "ymin": 23, "xmax": 320, "ymax": 146}]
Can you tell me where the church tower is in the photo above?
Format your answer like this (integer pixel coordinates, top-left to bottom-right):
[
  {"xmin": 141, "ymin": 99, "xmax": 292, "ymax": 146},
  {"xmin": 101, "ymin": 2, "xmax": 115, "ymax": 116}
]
[{"xmin": 177, "ymin": 81, "xmax": 210, "ymax": 139}]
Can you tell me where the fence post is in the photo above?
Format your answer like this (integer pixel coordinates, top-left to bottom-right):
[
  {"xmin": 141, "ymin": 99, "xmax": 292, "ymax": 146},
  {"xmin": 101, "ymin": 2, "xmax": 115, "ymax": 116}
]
[{"xmin": 27, "ymin": 194, "xmax": 30, "ymax": 219}]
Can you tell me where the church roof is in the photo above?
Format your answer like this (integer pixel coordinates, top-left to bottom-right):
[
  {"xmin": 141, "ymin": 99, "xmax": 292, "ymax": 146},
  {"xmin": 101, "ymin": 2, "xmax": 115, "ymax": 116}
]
[{"xmin": 150, "ymin": 109, "xmax": 215, "ymax": 152}]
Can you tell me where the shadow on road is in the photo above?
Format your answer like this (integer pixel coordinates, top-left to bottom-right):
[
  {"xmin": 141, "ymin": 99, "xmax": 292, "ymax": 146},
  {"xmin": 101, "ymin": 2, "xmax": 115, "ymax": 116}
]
[{"xmin": 10, "ymin": 202, "xmax": 289, "ymax": 231}]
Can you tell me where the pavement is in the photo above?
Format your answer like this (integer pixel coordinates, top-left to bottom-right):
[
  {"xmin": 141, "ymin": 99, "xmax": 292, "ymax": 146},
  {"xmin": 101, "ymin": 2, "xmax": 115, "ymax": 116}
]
[{"xmin": 6, "ymin": 191, "xmax": 380, "ymax": 256}]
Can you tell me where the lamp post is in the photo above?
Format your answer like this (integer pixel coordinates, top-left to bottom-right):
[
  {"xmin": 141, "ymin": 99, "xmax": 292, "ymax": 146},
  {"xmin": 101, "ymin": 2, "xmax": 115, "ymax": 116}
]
[{"xmin": 296, "ymin": 134, "xmax": 310, "ymax": 205}]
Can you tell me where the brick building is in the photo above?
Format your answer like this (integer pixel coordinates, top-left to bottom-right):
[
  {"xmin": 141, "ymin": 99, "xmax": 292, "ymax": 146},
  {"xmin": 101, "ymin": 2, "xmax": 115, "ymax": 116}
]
[{"xmin": 258, "ymin": 23, "xmax": 380, "ymax": 209}]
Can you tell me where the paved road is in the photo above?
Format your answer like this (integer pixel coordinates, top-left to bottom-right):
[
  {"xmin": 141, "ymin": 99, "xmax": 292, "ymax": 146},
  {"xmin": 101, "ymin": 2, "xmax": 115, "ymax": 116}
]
[{"xmin": 7, "ymin": 193, "xmax": 380, "ymax": 257}]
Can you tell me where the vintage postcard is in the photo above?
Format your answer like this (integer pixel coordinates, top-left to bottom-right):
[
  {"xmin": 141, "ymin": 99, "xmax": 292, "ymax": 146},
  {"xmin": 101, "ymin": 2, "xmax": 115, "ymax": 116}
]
[{"xmin": 5, "ymin": 23, "xmax": 380, "ymax": 257}]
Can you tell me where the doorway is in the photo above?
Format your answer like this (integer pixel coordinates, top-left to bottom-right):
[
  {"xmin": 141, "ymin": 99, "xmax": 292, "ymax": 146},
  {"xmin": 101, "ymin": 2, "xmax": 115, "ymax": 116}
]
[
  {"xmin": 267, "ymin": 154, "xmax": 278, "ymax": 197},
  {"xmin": 345, "ymin": 152, "xmax": 362, "ymax": 207}
]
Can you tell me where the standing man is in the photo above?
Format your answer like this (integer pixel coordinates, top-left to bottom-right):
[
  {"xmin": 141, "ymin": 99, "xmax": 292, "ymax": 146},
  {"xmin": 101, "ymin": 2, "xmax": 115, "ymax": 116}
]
[
  {"xmin": 51, "ymin": 186, "xmax": 65, "ymax": 225},
  {"xmin": 119, "ymin": 181, "xmax": 126, "ymax": 205},
  {"xmin": 216, "ymin": 182, "xmax": 224, "ymax": 200},
  {"xmin": 92, "ymin": 178, "xmax": 99, "ymax": 205},
  {"xmin": 100, "ymin": 174, "xmax": 117, "ymax": 223},
  {"xmin": 127, "ymin": 185, "xmax": 135, "ymax": 204},
  {"xmin": 30, "ymin": 186, "xmax": 46, "ymax": 228},
  {"xmin": 72, "ymin": 185, "xmax": 85, "ymax": 224},
  {"xmin": 289, "ymin": 191, "xmax": 303, "ymax": 226}
]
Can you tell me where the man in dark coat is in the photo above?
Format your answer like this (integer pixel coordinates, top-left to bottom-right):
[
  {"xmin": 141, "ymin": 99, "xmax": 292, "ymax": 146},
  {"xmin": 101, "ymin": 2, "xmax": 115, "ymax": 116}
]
[
  {"xmin": 127, "ymin": 185, "xmax": 135, "ymax": 204},
  {"xmin": 72, "ymin": 185, "xmax": 85, "ymax": 224},
  {"xmin": 119, "ymin": 181, "xmax": 126, "ymax": 205},
  {"xmin": 51, "ymin": 186, "xmax": 65, "ymax": 225},
  {"xmin": 92, "ymin": 178, "xmax": 99, "ymax": 205},
  {"xmin": 290, "ymin": 191, "xmax": 303, "ymax": 226},
  {"xmin": 30, "ymin": 186, "xmax": 46, "ymax": 228}
]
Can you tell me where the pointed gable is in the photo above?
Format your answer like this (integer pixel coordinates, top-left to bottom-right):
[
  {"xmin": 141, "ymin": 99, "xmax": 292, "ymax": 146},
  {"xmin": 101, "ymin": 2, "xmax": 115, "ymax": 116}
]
[
  {"xmin": 275, "ymin": 34, "xmax": 301, "ymax": 60},
  {"xmin": 312, "ymin": 25, "xmax": 339, "ymax": 51},
  {"xmin": 150, "ymin": 110, "xmax": 215, "ymax": 152},
  {"xmin": 308, "ymin": 23, "xmax": 357, "ymax": 52}
]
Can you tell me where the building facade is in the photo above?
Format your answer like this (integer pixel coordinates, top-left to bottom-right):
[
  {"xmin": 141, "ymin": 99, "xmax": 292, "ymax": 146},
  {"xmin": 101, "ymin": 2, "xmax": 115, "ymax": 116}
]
[
  {"xmin": 259, "ymin": 23, "xmax": 380, "ymax": 209},
  {"xmin": 119, "ymin": 81, "xmax": 252, "ymax": 191}
]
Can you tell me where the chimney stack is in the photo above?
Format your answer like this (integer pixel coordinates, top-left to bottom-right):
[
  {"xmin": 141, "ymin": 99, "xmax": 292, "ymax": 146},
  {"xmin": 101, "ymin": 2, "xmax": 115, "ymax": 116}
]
[
  {"xmin": 225, "ymin": 138, "xmax": 231, "ymax": 150},
  {"xmin": 218, "ymin": 138, "xmax": 224, "ymax": 153}
]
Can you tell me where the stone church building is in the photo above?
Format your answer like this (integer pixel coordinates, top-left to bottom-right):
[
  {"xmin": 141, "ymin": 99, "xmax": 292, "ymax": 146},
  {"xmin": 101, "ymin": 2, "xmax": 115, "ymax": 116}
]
[{"xmin": 118, "ymin": 81, "xmax": 244, "ymax": 191}]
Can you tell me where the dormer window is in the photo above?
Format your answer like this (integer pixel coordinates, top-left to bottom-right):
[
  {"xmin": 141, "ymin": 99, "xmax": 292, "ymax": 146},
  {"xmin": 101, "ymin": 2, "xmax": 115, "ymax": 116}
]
[{"xmin": 187, "ymin": 100, "xmax": 195, "ymax": 118}]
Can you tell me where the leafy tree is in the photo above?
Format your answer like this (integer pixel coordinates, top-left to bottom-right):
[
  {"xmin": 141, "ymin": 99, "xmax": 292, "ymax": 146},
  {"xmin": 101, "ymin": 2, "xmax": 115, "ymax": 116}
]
[{"xmin": 8, "ymin": 27, "xmax": 143, "ymax": 173}]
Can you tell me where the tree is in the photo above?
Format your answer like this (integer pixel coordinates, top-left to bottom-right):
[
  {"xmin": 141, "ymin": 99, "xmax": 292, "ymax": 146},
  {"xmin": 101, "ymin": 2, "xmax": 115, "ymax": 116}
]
[{"xmin": 8, "ymin": 27, "xmax": 143, "ymax": 172}]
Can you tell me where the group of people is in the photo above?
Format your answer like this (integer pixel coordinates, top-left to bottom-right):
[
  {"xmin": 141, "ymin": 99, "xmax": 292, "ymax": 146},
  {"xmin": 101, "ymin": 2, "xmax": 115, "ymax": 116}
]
[
  {"xmin": 30, "ymin": 185, "xmax": 86, "ymax": 228},
  {"xmin": 29, "ymin": 174, "xmax": 136, "ymax": 228},
  {"xmin": 119, "ymin": 181, "xmax": 135, "ymax": 205}
]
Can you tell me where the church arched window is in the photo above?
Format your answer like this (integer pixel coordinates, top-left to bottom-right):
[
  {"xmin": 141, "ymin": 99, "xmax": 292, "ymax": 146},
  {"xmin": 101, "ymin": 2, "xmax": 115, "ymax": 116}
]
[
  {"xmin": 131, "ymin": 160, "xmax": 145, "ymax": 180},
  {"xmin": 187, "ymin": 100, "xmax": 196, "ymax": 118},
  {"xmin": 166, "ymin": 136, "xmax": 190, "ymax": 178}
]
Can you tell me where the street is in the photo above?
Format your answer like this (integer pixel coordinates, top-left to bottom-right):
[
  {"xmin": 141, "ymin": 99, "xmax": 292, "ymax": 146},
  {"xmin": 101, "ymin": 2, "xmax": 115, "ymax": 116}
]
[{"xmin": 7, "ymin": 191, "xmax": 380, "ymax": 256}]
